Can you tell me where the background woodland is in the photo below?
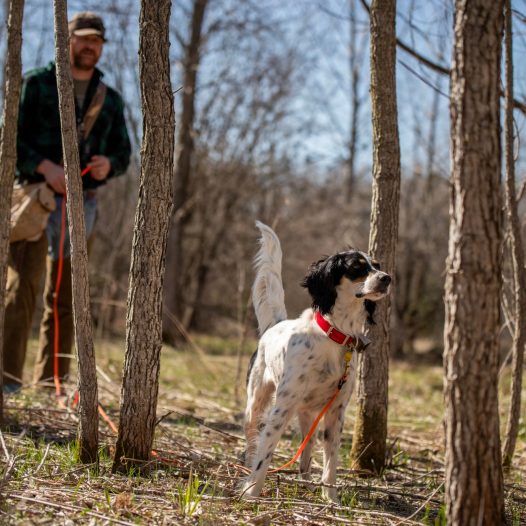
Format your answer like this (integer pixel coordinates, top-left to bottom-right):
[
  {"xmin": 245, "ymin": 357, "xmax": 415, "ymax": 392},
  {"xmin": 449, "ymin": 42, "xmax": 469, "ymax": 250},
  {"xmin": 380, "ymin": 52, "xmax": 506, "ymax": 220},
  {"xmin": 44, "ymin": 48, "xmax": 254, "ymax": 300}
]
[{"xmin": 2, "ymin": 0, "xmax": 512, "ymax": 360}]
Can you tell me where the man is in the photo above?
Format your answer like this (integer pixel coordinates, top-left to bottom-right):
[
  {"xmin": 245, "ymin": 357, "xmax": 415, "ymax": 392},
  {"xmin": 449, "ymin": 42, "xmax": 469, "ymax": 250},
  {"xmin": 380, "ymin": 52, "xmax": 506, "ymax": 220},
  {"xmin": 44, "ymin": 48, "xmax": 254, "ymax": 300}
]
[{"xmin": 3, "ymin": 12, "xmax": 131, "ymax": 392}]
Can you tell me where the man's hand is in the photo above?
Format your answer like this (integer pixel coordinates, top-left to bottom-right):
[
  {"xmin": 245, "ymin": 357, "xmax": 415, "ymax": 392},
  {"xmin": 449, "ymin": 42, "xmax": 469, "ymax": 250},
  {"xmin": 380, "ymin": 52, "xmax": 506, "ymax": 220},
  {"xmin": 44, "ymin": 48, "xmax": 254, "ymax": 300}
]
[
  {"xmin": 88, "ymin": 155, "xmax": 111, "ymax": 181},
  {"xmin": 37, "ymin": 159, "xmax": 66, "ymax": 194}
]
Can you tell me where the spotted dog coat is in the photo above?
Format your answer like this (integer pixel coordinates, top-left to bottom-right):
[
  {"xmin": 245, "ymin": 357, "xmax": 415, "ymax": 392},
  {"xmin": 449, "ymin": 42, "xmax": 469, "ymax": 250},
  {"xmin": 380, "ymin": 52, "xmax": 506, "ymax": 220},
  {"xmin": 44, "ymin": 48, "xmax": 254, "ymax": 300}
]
[{"xmin": 241, "ymin": 221, "xmax": 391, "ymax": 501}]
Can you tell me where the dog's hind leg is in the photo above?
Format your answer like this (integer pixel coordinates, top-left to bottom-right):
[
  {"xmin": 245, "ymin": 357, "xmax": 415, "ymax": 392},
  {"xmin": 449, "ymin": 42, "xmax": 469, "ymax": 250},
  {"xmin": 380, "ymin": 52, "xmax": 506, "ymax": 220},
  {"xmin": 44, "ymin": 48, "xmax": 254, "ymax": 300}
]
[
  {"xmin": 298, "ymin": 410, "xmax": 316, "ymax": 480},
  {"xmin": 244, "ymin": 362, "xmax": 275, "ymax": 468},
  {"xmin": 241, "ymin": 390, "xmax": 297, "ymax": 498}
]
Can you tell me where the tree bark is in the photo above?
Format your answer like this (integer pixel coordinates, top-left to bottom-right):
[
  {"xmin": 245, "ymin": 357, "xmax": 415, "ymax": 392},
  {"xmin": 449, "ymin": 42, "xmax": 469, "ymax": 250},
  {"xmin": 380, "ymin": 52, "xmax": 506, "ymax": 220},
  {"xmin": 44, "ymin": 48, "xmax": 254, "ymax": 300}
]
[
  {"xmin": 53, "ymin": 0, "xmax": 98, "ymax": 463},
  {"xmin": 163, "ymin": 0, "xmax": 208, "ymax": 341},
  {"xmin": 0, "ymin": 0, "xmax": 24, "ymax": 421},
  {"xmin": 112, "ymin": 0, "xmax": 175, "ymax": 472},
  {"xmin": 444, "ymin": 1, "xmax": 505, "ymax": 523},
  {"xmin": 350, "ymin": 0, "xmax": 400, "ymax": 474},
  {"xmin": 502, "ymin": 0, "xmax": 525, "ymax": 469}
]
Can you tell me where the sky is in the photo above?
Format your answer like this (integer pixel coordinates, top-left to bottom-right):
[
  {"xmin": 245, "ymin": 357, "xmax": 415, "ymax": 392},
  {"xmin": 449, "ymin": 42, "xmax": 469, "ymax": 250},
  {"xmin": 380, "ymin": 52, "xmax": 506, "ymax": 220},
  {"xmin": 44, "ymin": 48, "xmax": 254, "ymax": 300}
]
[{"xmin": 1, "ymin": 0, "xmax": 525, "ymax": 180}]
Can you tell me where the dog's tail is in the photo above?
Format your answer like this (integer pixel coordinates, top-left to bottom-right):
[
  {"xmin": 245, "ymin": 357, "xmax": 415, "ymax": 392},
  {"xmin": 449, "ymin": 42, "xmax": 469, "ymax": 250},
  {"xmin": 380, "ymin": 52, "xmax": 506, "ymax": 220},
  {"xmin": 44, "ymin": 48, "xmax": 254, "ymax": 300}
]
[{"xmin": 252, "ymin": 221, "xmax": 287, "ymax": 335}]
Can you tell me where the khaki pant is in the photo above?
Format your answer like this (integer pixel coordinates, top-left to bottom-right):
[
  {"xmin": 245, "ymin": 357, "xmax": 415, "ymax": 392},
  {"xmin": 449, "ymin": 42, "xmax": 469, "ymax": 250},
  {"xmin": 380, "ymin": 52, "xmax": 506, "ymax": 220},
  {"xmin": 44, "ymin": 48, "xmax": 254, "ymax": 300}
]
[{"xmin": 3, "ymin": 236, "xmax": 75, "ymax": 387}]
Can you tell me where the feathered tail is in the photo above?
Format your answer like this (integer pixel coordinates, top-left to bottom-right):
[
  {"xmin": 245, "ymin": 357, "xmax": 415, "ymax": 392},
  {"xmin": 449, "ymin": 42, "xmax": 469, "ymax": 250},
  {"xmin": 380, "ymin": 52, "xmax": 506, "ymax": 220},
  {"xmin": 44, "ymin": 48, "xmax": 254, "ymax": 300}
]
[{"xmin": 252, "ymin": 221, "xmax": 287, "ymax": 335}]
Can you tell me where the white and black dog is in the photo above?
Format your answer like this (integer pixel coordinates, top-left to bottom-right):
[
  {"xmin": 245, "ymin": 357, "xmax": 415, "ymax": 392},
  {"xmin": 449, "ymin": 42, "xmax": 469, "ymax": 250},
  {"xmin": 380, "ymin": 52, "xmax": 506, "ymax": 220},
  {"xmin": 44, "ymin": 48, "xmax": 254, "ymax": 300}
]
[{"xmin": 241, "ymin": 221, "xmax": 391, "ymax": 501}]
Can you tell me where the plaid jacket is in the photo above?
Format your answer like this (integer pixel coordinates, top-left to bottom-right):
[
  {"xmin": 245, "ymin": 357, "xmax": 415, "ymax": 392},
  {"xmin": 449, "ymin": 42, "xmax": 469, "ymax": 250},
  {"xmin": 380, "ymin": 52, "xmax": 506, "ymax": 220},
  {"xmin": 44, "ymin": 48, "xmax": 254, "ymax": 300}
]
[{"xmin": 17, "ymin": 62, "xmax": 131, "ymax": 189}]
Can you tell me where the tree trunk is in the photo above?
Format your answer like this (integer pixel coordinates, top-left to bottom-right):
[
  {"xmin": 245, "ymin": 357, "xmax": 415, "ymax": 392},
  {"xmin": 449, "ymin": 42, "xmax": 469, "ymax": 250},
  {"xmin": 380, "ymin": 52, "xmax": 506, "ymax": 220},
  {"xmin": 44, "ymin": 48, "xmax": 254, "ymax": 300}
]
[
  {"xmin": 444, "ymin": 1, "xmax": 505, "ymax": 523},
  {"xmin": 53, "ymin": 0, "xmax": 98, "ymax": 463},
  {"xmin": 163, "ymin": 0, "xmax": 208, "ymax": 341},
  {"xmin": 346, "ymin": 0, "xmax": 360, "ymax": 202},
  {"xmin": 502, "ymin": 0, "xmax": 525, "ymax": 469},
  {"xmin": 112, "ymin": 0, "xmax": 175, "ymax": 472},
  {"xmin": 0, "ymin": 0, "xmax": 24, "ymax": 421},
  {"xmin": 350, "ymin": 0, "xmax": 400, "ymax": 475}
]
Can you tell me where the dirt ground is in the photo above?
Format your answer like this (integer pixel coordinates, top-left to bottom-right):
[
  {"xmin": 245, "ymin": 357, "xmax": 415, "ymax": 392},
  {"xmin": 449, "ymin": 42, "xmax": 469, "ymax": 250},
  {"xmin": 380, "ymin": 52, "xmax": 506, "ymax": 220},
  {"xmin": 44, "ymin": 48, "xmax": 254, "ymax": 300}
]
[{"xmin": 1, "ymin": 338, "xmax": 525, "ymax": 525}]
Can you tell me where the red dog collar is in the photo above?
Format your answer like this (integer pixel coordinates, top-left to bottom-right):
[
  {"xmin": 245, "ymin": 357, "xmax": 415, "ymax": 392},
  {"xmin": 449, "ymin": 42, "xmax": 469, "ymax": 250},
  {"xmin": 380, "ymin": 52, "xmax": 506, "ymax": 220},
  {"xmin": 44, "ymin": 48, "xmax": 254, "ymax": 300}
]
[{"xmin": 314, "ymin": 311, "xmax": 355, "ymax": 347}]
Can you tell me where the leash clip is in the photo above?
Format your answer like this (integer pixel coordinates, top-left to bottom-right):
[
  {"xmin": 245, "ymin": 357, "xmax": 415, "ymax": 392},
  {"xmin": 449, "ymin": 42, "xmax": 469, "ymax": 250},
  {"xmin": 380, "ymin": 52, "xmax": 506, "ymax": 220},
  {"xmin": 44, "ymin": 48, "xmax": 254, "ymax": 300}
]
[{"xmin": 337, "ymin": 375, "xmax": 348, "ymax": 390}]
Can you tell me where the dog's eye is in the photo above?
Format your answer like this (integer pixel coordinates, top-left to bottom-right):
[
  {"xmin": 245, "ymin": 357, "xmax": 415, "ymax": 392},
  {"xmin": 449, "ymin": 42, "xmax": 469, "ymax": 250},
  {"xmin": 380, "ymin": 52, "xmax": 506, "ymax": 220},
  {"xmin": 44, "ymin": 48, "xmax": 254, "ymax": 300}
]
[
  {"xmin": 351, "ymin": 261, "xmax": 365, "ymax": 270},
  {"xmin": 372, "ymin": 261, "xmax": 381, "ymax": 270},
  {"xmin": 347, "ymin": 260, "xmax": 368, "ymax": 278}
]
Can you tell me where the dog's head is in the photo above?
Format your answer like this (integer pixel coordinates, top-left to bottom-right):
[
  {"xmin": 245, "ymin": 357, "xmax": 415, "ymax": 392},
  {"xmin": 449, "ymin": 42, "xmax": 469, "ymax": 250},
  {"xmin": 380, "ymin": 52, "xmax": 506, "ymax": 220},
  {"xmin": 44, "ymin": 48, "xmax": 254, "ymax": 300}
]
[{"xmin": 301, "ymin": 250, "xmax": 391, "ymax": 321}]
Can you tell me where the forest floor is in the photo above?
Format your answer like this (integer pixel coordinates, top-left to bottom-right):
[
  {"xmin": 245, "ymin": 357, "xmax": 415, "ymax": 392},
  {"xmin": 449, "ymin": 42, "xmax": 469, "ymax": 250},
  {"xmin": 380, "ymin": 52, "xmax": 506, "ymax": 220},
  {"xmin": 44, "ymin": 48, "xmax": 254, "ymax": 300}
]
[{"xmin": 1, "ymin": 336, "xmax": 525, "ymax": 525}]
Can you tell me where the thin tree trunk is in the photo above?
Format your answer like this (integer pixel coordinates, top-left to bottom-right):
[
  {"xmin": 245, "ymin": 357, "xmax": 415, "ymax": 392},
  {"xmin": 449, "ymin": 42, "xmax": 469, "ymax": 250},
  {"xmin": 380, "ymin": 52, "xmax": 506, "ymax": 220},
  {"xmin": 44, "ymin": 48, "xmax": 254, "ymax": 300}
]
[
  {"xmin": 163, "ymin": 0, "xmax": 208, "ymax": 340},
  {"xmin": 182, "ymin": 189, "xmax": 237, "ymax": 329},
  {"xmin": 444, "ymin": 1, "xmax": 505, "ymax": 523},
  {"xmin": 53, "ymin": 0, "xmax": 98, "ymax": 463},
  {"xmin": 502, "ymin": 0, "xmax": 526, "ymax": 468},
  {"xmin": 0, "ymin": 0, "xmax": 24, "ymax": 421},
  {"xmin": 346, "ymin": 0, "xmax": 360, "ymax": 202},
  {"xmin": 350, "ymin": 0, "xmax": 400, "ymax": 475},
  {"xmin": 424, "ymin": 74, "xmax": 441, "ymax": 187},
  {"xmin": 112, "ymin": 0, "xmax": 175, "ymax": 472}
]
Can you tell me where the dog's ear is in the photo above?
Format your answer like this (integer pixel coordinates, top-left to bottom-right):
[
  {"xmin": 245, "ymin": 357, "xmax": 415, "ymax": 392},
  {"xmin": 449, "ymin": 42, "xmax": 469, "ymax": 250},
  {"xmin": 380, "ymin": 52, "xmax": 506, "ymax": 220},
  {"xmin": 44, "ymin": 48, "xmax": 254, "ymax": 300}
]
[
  {"xmin": 301, "ymin": 254, "xmax": 346, "ymax": 314},
  {"xmin": 364, "ymin": 299, "xmax": 376, "ymax": 325}
]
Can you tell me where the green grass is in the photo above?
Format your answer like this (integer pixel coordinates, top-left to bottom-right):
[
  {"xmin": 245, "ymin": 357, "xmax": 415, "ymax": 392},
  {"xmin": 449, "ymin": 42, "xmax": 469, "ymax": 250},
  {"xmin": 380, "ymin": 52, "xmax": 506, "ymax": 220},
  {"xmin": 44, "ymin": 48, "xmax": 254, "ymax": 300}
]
[{"xmin": 174, "ymin": 467, "xmax": 210, "ymax": 516}]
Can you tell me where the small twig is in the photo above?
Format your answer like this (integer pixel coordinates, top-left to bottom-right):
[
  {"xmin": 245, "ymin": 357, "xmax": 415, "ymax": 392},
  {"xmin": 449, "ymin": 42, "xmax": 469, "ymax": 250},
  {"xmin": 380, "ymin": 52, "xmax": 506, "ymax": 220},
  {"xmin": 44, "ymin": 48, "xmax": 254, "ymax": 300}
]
[
  {"xmin": 33, "ymin": 443, "xmax": 51, "ymax": 475},
  {"xmin": 393, "ymin": 482, "xmax": 445, "ymax": 525},
  {"xmin": 155, "ymin": 410, "xmax": 175, "ymax": 427},
  {"xmin": 0, "ymin": 430, "xmax": 17, "ymax": 487},
  {"xmin": 96, "ymin": 364, "xmax": 116, "ymax": 385},
  {"xmin": 235, "ymin": 480, "xmax": 257, "ymax": 501},
  {"xmin": 0, "ymin": 429, "xmax": 11, "ymax": 462},
  {"xmin": 516, "ymin": 177, "xmax": 526, "ymax": 204}
]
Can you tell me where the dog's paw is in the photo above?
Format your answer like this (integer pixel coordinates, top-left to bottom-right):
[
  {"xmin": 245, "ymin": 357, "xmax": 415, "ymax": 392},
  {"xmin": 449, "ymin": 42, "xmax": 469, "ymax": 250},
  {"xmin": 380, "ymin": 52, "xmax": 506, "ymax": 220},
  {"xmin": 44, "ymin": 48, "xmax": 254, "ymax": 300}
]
[
  {"xmin": 238, "ymin": 477, "xmax": 262, "ymax": 500},
  {"xmin": 321, "ymin": 486, "xmax": 340, "ymax": 504}
]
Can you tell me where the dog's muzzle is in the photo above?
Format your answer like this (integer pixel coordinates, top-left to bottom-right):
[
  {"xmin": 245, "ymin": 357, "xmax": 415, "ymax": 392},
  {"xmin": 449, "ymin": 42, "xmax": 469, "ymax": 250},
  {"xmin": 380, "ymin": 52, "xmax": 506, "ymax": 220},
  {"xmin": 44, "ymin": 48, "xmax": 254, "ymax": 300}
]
[{"xmin": 357, "ymin": 272, "xmax": 392, "ymax": 298}]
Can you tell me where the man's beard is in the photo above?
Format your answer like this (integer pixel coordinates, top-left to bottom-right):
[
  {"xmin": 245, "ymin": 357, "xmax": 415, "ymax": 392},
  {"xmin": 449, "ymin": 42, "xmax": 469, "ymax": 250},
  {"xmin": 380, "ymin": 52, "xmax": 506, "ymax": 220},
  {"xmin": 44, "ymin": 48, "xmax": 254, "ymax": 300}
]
[{"xmin": 72, "ymin": 49, "xmax": 98, "ymax": 70}]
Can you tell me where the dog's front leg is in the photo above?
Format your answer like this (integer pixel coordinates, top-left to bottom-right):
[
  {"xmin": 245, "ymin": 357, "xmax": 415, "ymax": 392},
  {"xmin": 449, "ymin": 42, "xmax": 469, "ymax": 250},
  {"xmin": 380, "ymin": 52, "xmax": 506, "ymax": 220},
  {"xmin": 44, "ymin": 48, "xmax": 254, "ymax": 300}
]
[
  {"xmin": 321, "ymin": 388, "xmax": 352, "ymax": 502},
  {"xmin": 241, "ymin": 398, "xmax": 296, "ymax": 498},
  {"xmin": 298, "ymin": 410, "xmax": 316, "ymax": 480}
]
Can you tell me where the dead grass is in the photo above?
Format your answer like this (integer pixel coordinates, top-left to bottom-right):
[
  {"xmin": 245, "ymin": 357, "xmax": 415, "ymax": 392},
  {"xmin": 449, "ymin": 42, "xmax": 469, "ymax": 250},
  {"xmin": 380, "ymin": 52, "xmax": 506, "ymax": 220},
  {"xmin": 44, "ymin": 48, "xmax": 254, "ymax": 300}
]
[{"xmin": 1, "ymin": 337, "xmax": 525, "ymax": 525}]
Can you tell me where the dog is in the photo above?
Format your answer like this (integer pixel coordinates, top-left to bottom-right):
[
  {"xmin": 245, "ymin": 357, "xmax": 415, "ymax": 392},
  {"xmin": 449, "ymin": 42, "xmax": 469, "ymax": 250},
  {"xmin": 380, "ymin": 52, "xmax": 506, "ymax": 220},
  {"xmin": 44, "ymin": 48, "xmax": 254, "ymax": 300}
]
[{"xmin": 241, "ymin": 221, "xmax": 391, "ymax": 501}]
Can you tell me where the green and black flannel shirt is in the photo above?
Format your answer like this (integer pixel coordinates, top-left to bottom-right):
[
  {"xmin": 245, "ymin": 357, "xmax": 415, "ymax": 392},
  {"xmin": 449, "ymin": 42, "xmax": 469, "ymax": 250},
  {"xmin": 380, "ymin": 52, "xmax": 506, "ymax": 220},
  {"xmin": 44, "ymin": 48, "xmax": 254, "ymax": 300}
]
[{"xmin": 17, "ymin": 62, "xmax": 131, "ymax": 190}]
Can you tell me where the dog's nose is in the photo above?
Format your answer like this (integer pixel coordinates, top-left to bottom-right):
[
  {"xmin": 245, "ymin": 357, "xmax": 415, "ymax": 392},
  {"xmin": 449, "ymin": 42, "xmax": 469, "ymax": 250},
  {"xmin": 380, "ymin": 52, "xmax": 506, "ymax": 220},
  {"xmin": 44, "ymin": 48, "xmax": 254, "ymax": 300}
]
[{"xmin": 380, "ymin": 274, "xmax": 391, "ymax": 285}]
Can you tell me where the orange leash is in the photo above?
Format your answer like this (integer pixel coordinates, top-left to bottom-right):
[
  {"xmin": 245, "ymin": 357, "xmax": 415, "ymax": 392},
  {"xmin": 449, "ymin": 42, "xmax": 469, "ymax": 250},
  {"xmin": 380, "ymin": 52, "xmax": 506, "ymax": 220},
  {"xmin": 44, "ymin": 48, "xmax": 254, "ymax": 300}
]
[
  {"xmin": 53, "ymin": 166, "xmax": 90, "ymax": 399},
  {"xmin": 269, "ymin": 350, "xmax": 353, "ymax": 473},
  {"xmin": 98, "ymin": 403, "xmax": 119, "ymax": 434},
  {"xmin": 53, "ymin": 194, "xmax": 68, "ymax": 397}
]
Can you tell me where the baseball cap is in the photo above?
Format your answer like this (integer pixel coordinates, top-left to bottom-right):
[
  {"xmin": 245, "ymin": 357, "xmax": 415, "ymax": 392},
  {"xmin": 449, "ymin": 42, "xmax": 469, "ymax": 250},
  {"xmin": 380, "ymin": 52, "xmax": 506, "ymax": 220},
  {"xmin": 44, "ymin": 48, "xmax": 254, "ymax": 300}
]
[{"xmin": 68, "ymin": 12, "xmax": 106, "ymax": 41}]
